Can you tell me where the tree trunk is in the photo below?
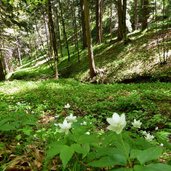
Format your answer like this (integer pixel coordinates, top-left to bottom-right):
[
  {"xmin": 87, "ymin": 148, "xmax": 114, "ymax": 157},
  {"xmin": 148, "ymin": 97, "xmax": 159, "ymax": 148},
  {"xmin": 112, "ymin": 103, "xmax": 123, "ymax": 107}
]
[
  {"xmin": 72, "ymin": 0, "xmax": 80, "ymax": 62},
  {"xmin": 133, "ymin": 0, "xmax": 138, "ymax": 30},
  {"xmin": 110, "ymin": 4, "xmax": 115, "ymax": 40},
  {"xmin": 117, "ymin": 0, "xmax": 127, "ymax": 42},
  {"xmin": 0, "ymin": 57, "xmax": 5, "ymax": 81},
  {"xmin": 80, "ymin": 0, "xmax": 87, "ymax": 49},
  {"xmin": 123, "ymin": 0, "xmax": 127, "ymax": 42},
  {"xmin": 117, "ymin": 0, "xmax": 123, "ymax": 40},
  {"xmin": 141, "ymin": 0, "xmax": 149, "ymax": 30},
  {"xmin": 43, "ymin": 12, "xmax": 52, "ymax": 62},
  {"xmin": 83, "ymin": 0, "xmax": 96, "ymax": 78},
  {"xmin": 55, "ymin": 6, "xmax": 63, "ymax": 58},
  {"xmin": 47, "ymin": 0, "xmax": 59, "ymax": 79},
  {"xmin": 16, "ymin": 36, "xmax": 22, "ymax": 66},
  {"xmin": 59, "ymin": 0, "xmax": 70, "ymax": 62},
  {"xmin": 96, "ymin": 0, "xmax": 103, "ymax": 44}
]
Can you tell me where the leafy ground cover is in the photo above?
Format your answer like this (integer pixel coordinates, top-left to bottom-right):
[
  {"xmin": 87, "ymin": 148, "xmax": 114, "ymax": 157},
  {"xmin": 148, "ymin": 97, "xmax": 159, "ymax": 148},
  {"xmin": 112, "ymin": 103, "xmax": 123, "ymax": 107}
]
[{"xmin": 0, "ymin": 79, "xmax": 171, "ymax": 170}]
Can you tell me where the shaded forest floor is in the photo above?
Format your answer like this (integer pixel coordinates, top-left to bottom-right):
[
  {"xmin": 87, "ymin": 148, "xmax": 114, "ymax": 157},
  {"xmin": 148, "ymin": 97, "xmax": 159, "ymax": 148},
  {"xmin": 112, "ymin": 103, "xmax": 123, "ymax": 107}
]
[{"xmin": 0, "ymin": 79, "xmax": 171, "ymax": 170}]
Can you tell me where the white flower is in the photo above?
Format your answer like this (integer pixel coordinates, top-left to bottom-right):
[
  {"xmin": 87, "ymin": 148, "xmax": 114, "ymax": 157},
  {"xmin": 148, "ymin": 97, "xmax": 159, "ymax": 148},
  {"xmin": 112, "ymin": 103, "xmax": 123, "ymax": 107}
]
[
  {"xmin": 141, "ymin": 130, "xmax": 147, "ymax": 135},
  {"xmin": 155, "ymin": 127, "xmax": 159, "ymax": 131},
  {"xmin": 64, "ymin": 103, "xmax": 70, "ymax": 109},
  {"xmin": 80, "ymin": 121, "xmax": 87, "ymax": 126},
  {"xmin": 85, "ymin": 131, "xmax": 90, "ymax": 135},
  {"xmin": 54, "ymin": 123, "xmax": 58, "ymax": 127},
  {"xmin": 160, "ymin": 143, "xmax": 164, "ymax": 147},
  {"xmin": 106, "ymin": 113, "xmax": 126, "ymax": 134},
  {"xmin": 132, "ymin": 119, "xmax": 142, "ymax": 129},
  {"xmin": 65, "ymin": 113, "xmax": 77, "ymax": 123},
  {"xmin": 145, "ymin": 133, "xmax": 154, "ymax": 142},
  {"xmin": 58, "ymin": 119, "xmax": 72, "ymax": 134}
]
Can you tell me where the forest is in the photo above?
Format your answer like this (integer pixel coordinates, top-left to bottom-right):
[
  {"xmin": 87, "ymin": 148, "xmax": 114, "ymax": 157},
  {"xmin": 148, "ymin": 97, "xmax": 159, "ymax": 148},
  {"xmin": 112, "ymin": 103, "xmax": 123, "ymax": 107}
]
[{"xmin": 0, "ymin": 0, "xmax": 171, "ymax": 170}]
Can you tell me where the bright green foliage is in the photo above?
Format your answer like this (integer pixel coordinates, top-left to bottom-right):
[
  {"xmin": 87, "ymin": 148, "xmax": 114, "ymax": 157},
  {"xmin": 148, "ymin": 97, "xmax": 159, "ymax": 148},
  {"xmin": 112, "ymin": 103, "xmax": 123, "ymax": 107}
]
[
  {"xmin": 0, "ymin": 79, "xmax": 171, "ymax": 170},
  {"xmin": 42, "ymin": 113, "xmax": 170, "ymax": 170}
]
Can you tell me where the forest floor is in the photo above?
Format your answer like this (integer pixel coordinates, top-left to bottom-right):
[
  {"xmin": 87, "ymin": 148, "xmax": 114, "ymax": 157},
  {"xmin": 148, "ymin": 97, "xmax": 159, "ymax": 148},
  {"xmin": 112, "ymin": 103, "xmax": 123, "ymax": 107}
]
[
  {"xmin": 0, "ymin": 79, "xmax": 171, "ymax": 170},
  {"xmin": 10, "ymin": 26, "xmax": 171, "ymax": 83}
]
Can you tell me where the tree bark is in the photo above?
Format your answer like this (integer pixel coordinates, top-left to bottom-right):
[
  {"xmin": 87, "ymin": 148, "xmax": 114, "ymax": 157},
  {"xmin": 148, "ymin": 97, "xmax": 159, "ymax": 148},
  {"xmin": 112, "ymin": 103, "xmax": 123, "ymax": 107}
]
[
  {"xmin": 59, "ymin": 0, "xmax": 70, "ymax": 62},
  {"xmin": 54, "ymin": 6, "xmax": 63, "ymax": 58},
  {"xmin": 117, "ymin": 0, "xmax": 127, "ymax": 42},
  {"xmin": 96, "ymin": 0, "xmax": 103, "ymax": 44},
  {"xmin": 72, "ymin": 0, "xmax": 80, "ymax": 62},
  {"xmin": 47, "ymin": 0, "xmax": 59, "ymax": 79},
  {"xmin": 110, "ymin": 4, "xmax": 115, "ymax": 40},
  {"xmin": 117, "ymin": 0, "xmax": 123, "ymax": 40},
  {"xmin": 0, "ymin": 57, "xmax": 5, "ymax": 81},
  {"xmin": 80, "ymin": 0, "xmax": 87, "ymax": 49},
  {"xmin": 16, "ymin": 36, "xmax": 22, "ymax": 66},
  {"xmin": 141, "ymin": 0, "xmax": 149, "ymax": 30},
  {"xmin": 83, "ymin": 0, "xmax": 96, "ymax": 78},
  {"xmin": 133, "ymin": 0, "xmax": 138, "ymax": 30},
  {"xmin": 123, "ymin": 0, "xmax": 127, "ymax": 42}
]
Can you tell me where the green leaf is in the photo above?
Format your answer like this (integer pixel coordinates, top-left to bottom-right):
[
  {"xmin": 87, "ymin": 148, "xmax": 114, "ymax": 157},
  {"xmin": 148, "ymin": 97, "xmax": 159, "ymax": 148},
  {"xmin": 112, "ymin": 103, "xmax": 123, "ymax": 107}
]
[
  {"xmin": 114, "ymin": 140, "xmax": 130, "ymax": 159},
  {"xmin": 60, "ymin": 145, "xmax": 74, "ymax": 168},
  {"xmin": 134, "ymin": 163, "xmax": 171, "ymax": 171},
  {"xmin": 137, "ymin": 147, "xmax": 163, "ymax": 164},
  {"xmin": 87, "ymin": 147, "xmax": 127, "ymax": 165},
  {"xmin": 130, "ymin": 149, "xmax": 141, "ymax": 159},
  {"xmin": 134, "ymin": 165, "xmax": 146, "ymax": 171},
  {"xmin": 146, "ymin": 163, "xmax": 171, "ymax": 171},
  {"xmin": 78, "ymin": 134, "xmax": 99, "ymax": 144},
  {"xmin": 0, "ymin": 123, "xmax": 17, "ymax": 131},
  {"xmin": 71, "ymin": 143, "xmax": 90, "ymax": 158},
  {"xmin": 110, "ymin": 168, "xmax": 133, "ymax": 171},
  {"xmin": 88, "ymin": 156, "xmax": 119, "ymax": 168},
  {"xmin": 82, "ymin": 144, "xmax": 90, "ymax": 158},
  {"xmin": 45, "ymin": 143, "xmax": 63, "ymax": 160},
  {"xmin": 44, "ymin": 143, "xmax": 64, "ymax": 168}
]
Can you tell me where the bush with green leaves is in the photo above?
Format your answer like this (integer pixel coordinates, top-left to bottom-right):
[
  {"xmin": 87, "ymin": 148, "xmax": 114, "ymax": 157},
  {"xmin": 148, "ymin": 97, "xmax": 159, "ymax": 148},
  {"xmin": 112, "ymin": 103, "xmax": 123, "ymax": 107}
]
[{"xmin": 43, "ymin": 106, "xmax": 171, "ymax": 171}]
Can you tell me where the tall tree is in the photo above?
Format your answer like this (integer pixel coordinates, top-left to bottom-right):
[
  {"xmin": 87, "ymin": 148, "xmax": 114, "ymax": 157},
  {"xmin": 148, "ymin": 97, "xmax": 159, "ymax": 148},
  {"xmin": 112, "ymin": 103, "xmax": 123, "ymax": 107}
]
[
  {"xmin": 0, "ymin": 56, "xmax": 5, "ymax": 81},
  {"xmin": 72, "ymin": 0, "xmax": 80, "ymax": 62},
  {"xmin": 96, "ymin": 0, "xmax": 103, "ymax": 44},
  {"xmin": 83, "ymin": 0, "xmax": 96, "ymax": 78},
  {"xmin": 133, "ymin": 0, "xmax": 138, "ymax": 30},
  {"xmin": 117, "ymin": 0, "xmax": 127, "ymax": 42},
  {"xmin": 59, "ymin": 0, "xmax": 71, "ymax": 62},
  {"xmin": 54, "ymin": 5, "xmax": 63, "ymax": 58},
  {"xmin": 80, "ymin": 0, "xmax": 87, "ymax": 49},
  {"xmin": 47, "ymin": 0, "xmax": 59, "ymax": 79},
  {"xmin": 141, "ymin": 0, "xmax": 149, "ymax": 30}
]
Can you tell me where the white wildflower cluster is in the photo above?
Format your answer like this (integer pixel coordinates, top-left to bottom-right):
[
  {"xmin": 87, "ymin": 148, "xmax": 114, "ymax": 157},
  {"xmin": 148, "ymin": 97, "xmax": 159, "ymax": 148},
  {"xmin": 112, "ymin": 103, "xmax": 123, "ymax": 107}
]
[
  {"xmin": 80, "ymin": 121, "xmax": 87, "ymax": 126},
  {"xmin": 64, "ymin": 103, "xmax": 70, "ymax": 109},
  {"xmin": 141, "ymin": 130, "xmax": 154, "ymax": 142},
  {"xmin": 106, "ymin": 112, "xmax": 155, "ymax": 142},
  {"xmin": 132, "ymin": 119, "xmax": 142, "ymax": 129},
  {"xmin": 54, "ymin": 104, "xmax": 77, "ymax": 134}
]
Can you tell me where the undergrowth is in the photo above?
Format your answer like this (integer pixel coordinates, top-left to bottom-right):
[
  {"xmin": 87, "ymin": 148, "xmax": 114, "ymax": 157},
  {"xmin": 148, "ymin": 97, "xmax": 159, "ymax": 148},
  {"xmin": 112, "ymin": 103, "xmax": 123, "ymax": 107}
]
[{"xmin": 0, "ymin": 79, "xmax": 171, "ymax": 170}]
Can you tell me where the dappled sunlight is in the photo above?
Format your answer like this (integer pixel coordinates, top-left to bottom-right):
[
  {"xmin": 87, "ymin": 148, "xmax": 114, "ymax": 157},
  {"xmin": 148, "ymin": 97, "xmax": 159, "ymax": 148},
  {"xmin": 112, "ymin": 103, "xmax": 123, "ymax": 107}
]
[{"xmin": 0, "ymin": 81, "xmax": 39, "ymax": 95}]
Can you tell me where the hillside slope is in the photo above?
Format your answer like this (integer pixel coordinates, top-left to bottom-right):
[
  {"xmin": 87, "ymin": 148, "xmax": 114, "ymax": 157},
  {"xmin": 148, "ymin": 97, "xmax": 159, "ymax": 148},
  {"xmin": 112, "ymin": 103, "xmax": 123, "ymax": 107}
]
[{"xmin": 11, "ymin": 27, "xmax": 171, "ymax": 83}]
